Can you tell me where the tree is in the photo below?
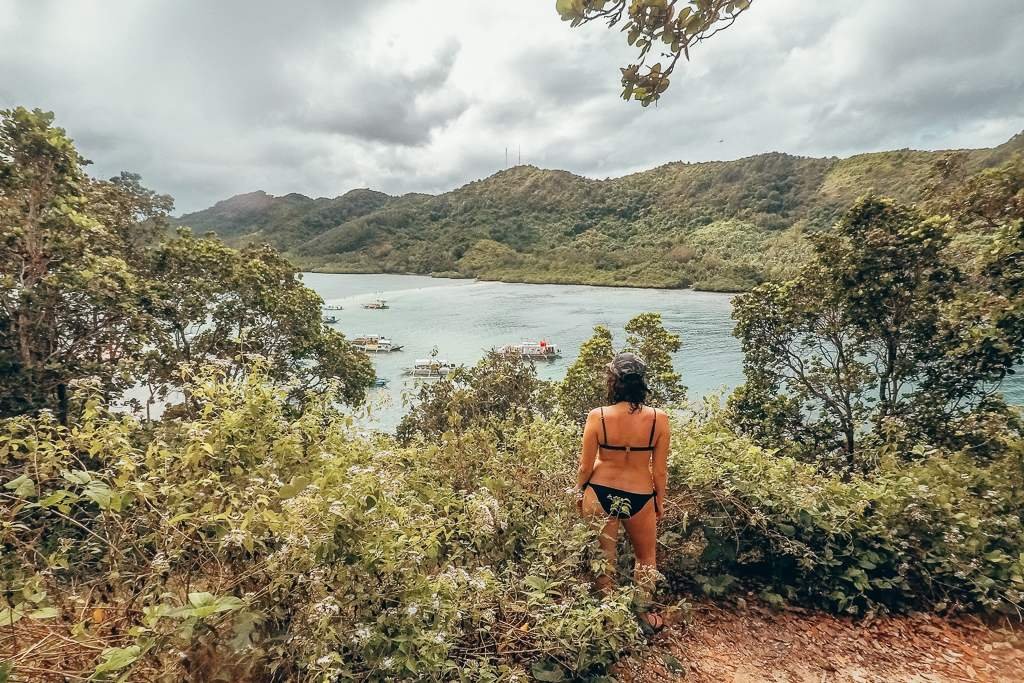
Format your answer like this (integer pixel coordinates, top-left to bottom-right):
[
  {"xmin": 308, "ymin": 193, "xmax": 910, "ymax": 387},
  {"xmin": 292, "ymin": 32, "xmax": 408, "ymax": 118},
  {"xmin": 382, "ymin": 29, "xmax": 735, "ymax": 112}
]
[
  {"xmin": 557, "ymin": 0, "xmax": 754, "ymax": 106},
  {"xmin": 558, "ymin": 324, "xmax": 614, "ymax": 423},
  {"xmin": 558, "ymin": 313, "xmax": 684, "ymax": 422},
  {"xmin": 0, "ymin": 107, "xmax": 165, "ymax": 423},
  {"xmin": 730, "ymin": 192, "xmax": 1024, "ymax": 467},
  {"xmin": 625, "ymin": 312, "xmax": 686, "ymax": 405},
  {"xmin": 0, "ymin": 107, "xmax": 373, "ymax": 423},
  {"xmin": 396, "ymin": 351, "xmax": 553, "ymax": 442},
  {"xmin": 143, "ymin": 231, "xmax": 375, "ymax": 414}
]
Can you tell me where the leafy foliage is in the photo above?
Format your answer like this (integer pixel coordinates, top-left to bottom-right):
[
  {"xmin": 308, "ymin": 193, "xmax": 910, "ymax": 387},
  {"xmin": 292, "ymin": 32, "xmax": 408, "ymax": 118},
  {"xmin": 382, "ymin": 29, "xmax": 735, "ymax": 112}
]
[
  {"xmin": 1, "ymin": 367, "xmax": 643, "ymax": 681},
  {"xmin": 0, "ymin": 107, "xmax": 373, "ymax": 423},
  {"xmin": 556, "ymin": 0, "xmax": 754, "ymax": 106},
  {"xmin": 4, "ymin": 107, "xmax": 1024, "ymax": 682},
  {"xmin": 662, "ymin": 409, "xmax": 1024, "ymax": 615},
  {"xmin": 624, "ymin": 312, "xmax": 686, "ymax": 405},
  {"xmin": 731, "ymin": 187, "xmax": 1024, "ymax": 466},
  {"xmin": 557, "ymin": 313, "xmax": 684, "ymax": 423},
  {"xmin": 396, "ymin": 351, "xmax": 556, "ymax": 443},
  {"xmin": 5, "ymin": 363, "xmax": 1024, "ymax": 679}
]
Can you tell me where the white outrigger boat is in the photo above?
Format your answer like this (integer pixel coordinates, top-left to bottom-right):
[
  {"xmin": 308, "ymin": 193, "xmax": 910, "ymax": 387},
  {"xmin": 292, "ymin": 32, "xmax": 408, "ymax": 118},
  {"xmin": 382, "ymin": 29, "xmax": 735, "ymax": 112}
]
[
  {"xmin": 362, "ymin": 299, "xmax": 389, "ymax": 310},
  {"xmin": 322, "ymin": 304, "xmax": 344, "ymax": 311},
  {"xmin": 351, "ymin": 334, "xmax": 404, "ymax": 353},
  {"xmin": 500, "ymin": 339, "xmax": 561, "ymax": 360},
  {"xmin": 402, "ymin": 358, "xmax": 457, "ymax": 378}
]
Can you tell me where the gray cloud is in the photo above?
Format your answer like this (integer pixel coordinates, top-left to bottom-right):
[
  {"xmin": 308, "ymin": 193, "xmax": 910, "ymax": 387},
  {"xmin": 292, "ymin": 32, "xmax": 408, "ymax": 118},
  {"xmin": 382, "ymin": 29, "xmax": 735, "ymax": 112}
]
[{"xmin": 1, "ymin": 0, "xmax": 1022, "ymax": 213}]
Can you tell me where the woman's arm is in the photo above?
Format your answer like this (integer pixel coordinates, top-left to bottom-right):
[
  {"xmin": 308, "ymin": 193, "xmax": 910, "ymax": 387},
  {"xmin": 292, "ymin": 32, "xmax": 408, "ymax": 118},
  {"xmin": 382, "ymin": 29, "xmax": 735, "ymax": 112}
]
[
  {"xmin": 652, "ymin": 410, "xmax": 670, "ymax": 519},
  {"xmin": 575, "ymin": 409, "xmax": 600, "ymax": 491}
]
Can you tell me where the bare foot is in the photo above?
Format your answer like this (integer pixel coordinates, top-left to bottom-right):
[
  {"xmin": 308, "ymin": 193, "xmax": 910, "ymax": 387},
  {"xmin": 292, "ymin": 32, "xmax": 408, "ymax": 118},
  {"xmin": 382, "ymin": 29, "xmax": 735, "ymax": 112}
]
[{"xmin": 641, "ymin": 611, "xmax": 665, "ymax": 633}]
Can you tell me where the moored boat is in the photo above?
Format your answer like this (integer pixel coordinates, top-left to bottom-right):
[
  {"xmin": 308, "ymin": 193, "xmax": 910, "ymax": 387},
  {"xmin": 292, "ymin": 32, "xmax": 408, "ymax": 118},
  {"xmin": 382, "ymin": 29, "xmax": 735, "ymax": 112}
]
[
  {"xmin": 402, "ymin": 358, "xmax": 457, "ymax": 378},
  {"xmin": 322, "ymin": 314, "xmax": 338, "ymax": 324},
  {"xmin": 499, "ymin": 339, "xmax": 561, "ymax": 360},
  {"xmin": 322, "ymin": 304, "xmax": 344, "ymax": 311},
  {"xmin": 352, "ymin": 334, "xmax": 404, "ymax": 353},
  {"xmin": 362, "ymin": 299, "xmax": 389, "ymax": 309},
  {"xmin": 372, "ymin": 377, "xmax": 389, "ymax": 387}
]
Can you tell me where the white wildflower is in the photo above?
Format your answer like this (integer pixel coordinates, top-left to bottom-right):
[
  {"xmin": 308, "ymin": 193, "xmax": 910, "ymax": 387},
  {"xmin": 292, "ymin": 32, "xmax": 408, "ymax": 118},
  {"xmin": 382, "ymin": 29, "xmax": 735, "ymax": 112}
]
[
  {"xmin": 222, "ymin": 528, "xmax": 246, "ymax": 547},
  {"xmin": 312, "ymin": 598, "xmax": 340, "ymax": 617},
  {"xmin": 151, "ymin": 551, "xmax": 170, "ymax": 573}
]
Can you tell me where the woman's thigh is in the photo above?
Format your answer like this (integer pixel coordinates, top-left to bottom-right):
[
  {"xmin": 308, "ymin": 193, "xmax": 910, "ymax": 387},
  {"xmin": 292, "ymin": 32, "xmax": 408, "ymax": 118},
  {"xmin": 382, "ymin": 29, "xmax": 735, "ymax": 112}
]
[
  {"xmin": 622, "ymin": 497, "xmax": 657, "ymax": 564},
  {"xmin": 581, "ymin": 487, "xmax": 619, "ymax": 546}
]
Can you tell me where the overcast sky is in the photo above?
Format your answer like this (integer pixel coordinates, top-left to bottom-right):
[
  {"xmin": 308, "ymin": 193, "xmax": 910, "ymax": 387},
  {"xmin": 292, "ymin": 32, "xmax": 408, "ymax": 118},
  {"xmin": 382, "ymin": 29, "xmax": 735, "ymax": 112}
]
[{"xmin": 2, "ymin": 1, "xmax": 1023, "ymax": 213}]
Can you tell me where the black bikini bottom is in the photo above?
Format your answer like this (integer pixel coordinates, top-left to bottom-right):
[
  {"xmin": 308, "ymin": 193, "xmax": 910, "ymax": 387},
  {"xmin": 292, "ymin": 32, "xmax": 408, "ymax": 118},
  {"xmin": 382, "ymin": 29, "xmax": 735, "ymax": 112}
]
[{"xmin": 585, "ymin": 482, "xmax": 656, "ymax": 519}]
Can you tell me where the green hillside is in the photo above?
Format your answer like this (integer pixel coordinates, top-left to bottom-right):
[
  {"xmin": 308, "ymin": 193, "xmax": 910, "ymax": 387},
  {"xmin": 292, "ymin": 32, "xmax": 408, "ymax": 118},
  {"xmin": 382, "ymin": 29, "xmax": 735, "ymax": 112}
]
[{"xmin": 177, "ymin": 133, "xmax": 1022, "ymax": 291}]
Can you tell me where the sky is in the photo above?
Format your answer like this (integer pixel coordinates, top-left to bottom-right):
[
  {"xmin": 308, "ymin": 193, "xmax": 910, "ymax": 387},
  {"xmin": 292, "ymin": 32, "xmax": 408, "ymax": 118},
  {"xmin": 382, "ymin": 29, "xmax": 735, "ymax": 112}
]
[{"xmin": 2, "ymin": 0, "xmax": 1023, "ymax": 214}]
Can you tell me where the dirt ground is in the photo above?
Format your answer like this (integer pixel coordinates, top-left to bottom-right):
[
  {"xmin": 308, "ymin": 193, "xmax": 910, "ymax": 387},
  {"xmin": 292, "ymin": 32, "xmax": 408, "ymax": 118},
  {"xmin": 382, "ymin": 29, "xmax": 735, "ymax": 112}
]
[{"xmin": 617, "ymin": 601, "xmax": 1024, "ymax": 682}]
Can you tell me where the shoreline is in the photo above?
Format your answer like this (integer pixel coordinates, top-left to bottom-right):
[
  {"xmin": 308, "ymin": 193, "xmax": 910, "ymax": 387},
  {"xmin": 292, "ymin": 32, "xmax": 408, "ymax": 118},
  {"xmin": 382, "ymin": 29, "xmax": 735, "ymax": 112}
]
[{"xmin": 301, "ymin": 266, "xmax": 750, "ymax": 294}]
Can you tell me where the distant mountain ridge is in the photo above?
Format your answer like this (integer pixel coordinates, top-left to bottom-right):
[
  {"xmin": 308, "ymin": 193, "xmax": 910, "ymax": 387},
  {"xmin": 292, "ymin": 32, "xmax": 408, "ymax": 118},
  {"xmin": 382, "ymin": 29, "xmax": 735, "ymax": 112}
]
[{"xmin": 177, "ymin": 131, "xmax": 1024, "ymax": 291}]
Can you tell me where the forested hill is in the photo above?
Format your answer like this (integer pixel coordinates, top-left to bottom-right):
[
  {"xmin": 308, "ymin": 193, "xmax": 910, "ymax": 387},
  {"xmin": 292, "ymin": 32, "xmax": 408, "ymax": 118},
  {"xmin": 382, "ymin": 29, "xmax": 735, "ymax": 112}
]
[{"xmin": 178, "ymin": 131, "xmax": 1024, "ymax": 291}]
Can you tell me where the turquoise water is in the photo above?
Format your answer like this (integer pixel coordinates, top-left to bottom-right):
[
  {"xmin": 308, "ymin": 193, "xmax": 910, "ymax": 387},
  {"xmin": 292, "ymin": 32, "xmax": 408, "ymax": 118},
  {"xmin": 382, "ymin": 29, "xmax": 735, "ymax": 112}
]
[{"xmin": 303, "ymin": 273, "xmax": 1023, "ymax": 432}]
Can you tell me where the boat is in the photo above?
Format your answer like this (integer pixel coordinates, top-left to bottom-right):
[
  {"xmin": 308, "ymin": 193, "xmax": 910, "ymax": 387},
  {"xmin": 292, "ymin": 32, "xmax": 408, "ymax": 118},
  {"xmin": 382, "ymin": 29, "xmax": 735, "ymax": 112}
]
[
  {"xmin": 322, "ymin": 304, "xmax": 344, "ymax": 311},
  {"xmin": 402, "ymin": 358, "xmax": 457, "ymax": 378},
  {"xmin": 372, "ymin": 377, "xmax": 389, "ymax": 387},
  {"xmin": 499, "ymin": 339, "xmax": 561, "ymax": 360},
  {"xmin": 362, "ymin": 299, "xmax": 389, "ymax": 310},
  {"xmin": 322, "ymin": 315, "xmax": 338, "ymax": 324},
  {"xmin": 351, "ymin": 334, "xmax": 404, "ymax": 353}
]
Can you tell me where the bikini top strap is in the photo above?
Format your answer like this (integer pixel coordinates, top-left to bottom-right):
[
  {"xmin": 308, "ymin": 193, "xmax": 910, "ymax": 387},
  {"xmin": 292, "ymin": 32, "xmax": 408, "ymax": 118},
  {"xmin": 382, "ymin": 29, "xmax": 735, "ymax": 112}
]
[
  {"xmin": 648, "ymin": 407, "xmax": 657, "ymax": 448},
  {"xmin": 599, "ymin": 407, "xmax": 609, "ymax": 444}
]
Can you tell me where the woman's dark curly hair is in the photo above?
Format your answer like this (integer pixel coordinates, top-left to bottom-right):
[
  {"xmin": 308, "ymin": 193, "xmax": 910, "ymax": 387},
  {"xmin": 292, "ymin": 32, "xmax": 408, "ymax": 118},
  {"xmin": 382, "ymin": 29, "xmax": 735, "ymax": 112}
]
[{"xmin": 605, "ymin": 352, "xmax": 649, "ymax": 412}]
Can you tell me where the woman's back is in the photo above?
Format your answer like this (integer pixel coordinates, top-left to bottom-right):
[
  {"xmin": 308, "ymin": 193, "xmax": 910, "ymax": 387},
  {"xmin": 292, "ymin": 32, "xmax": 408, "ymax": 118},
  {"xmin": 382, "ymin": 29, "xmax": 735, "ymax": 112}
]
[{"xmin": 588, "ymin": 403, "xmax": 663, "ymax": 493}]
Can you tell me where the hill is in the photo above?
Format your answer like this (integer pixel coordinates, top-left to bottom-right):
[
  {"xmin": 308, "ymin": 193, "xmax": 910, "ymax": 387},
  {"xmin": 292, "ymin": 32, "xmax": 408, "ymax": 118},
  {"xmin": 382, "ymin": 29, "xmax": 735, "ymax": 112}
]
[{"xmin": 177, "ymin": 133, "xmax": 1022, "ymax": 291}]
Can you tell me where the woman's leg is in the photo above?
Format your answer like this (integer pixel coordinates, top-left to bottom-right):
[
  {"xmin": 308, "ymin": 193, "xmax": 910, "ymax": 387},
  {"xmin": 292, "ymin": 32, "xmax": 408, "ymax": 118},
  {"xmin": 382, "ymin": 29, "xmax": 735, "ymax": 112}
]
[
  {"xmin": 623, "ymin": 498, "xmax": 660, "ymax": 622},
  {"xmin": 581, "ymin": 486, "xmax": 619, "ymax": 594}
]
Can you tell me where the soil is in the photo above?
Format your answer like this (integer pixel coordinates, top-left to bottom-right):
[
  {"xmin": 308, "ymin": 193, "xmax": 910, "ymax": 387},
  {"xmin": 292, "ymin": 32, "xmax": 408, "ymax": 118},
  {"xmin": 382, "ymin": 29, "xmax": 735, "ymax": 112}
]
[{"xmin": 618, "ymin": 601, "xmax": 1024, "ymax": 682}]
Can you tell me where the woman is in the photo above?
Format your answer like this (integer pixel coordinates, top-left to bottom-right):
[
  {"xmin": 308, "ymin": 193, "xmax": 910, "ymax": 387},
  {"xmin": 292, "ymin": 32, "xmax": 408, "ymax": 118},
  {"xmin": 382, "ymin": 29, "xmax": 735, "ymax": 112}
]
[{"xmin": 572, "ymin": 352, "xmax": 669, "ymax": 631}]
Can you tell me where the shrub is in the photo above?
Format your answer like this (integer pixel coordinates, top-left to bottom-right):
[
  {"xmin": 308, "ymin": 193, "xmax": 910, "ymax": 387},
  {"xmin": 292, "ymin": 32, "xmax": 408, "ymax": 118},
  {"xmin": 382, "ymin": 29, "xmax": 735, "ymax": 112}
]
[
  {"xmin": 0, "ymin": 367, "xmax": 642, "ymax": 681},
  {"xmin": 658, "ymin": 410, "xmax": 1024, "ymax": 615}
]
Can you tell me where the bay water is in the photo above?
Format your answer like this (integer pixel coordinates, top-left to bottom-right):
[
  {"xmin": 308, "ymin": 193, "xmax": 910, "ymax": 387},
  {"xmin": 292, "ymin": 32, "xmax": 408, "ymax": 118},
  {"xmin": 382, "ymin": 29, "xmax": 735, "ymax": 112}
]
[{"xmin": 304, "ymin": 273, "xmax": 1023, "ymax": 433}]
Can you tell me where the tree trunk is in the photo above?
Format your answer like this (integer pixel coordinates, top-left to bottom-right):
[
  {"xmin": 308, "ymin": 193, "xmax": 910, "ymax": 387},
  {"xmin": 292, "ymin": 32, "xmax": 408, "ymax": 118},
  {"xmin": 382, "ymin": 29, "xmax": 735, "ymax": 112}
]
[{"xmin": 57, "ymin": 382, "xmax": 68, "ymax": 426}]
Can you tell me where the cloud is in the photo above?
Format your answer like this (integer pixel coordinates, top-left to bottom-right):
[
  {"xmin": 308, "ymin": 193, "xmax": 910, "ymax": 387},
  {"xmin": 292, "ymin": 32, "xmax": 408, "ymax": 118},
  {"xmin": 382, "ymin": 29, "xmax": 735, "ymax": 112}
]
[
  {"xmin": 282, "ymin": 38, "xmax": 468, "ymax": 146},
  {"xmin": 1, "ymin": 0, "xmax": 1022, "ymax": 213}
]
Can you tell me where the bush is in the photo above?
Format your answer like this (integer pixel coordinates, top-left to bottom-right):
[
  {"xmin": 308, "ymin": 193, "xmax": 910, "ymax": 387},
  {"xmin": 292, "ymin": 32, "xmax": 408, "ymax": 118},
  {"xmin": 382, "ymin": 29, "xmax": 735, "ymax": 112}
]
[
  {"xmin": 5, "ymin": 364, "xmax": 1024, "ymax": 681},
  {"xmin": 659, "ymin": 410, "xmax": 1024, "ymax": 615},
  {"xmin": 397, "ymin": 352, "xmax": 555, "ymax": 444},
  {"xmin": 1, "ymin": 368, "xmax": 641, "ymax": 681}
]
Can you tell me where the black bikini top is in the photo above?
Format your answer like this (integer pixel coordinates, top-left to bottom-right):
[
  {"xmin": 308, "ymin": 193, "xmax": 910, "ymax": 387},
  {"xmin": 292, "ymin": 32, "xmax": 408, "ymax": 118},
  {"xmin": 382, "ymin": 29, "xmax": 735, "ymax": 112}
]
[{"xmin": 598, "ymin": 406, "xmax": 657, "ymax": 452}]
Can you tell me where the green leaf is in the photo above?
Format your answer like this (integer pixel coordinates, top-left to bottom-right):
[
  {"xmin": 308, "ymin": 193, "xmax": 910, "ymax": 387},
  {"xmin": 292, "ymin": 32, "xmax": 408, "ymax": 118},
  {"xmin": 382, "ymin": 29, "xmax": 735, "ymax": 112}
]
[
  {"xmin": 62, "ymin": 469, "xmax": 93, "ymax": 485},
  {"xmin": 35, "ymin": 489, "xmax": 75, "ymax": 508},
  {"xmin": 555, "ymin": 0, "xmax": 584, "ymax": 21},
  {"xmin": 28, "ymin": 607, "xmax": 59, "ymax": 619},
  {"xmin": 0, "ymin": 607, "xmax": 24, "ymax": 626},
  {"xmin": 84, "ymin": 481, "xmax": 113, "ymax": 509},
  {"xmin": 188, "ymin": 592, "xmax": 215, "ymax": 608},
  {"xmin": 278, "ymin": 476, "xmax": 310, "ymax": 499},
  {"xmin": 4, "ymin": 474, "xmax": 36, "ymax": 498},
  {"xmin": 92, "ymin": 645, "xmax": 141, "ymax": 676},
  {"xmin": 524, "ymin": 575, "xmax": 549, "ymax": 591},
  {"xmin": 531, "ymin": 662, "xmax": 565, "ymax": 681}
]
